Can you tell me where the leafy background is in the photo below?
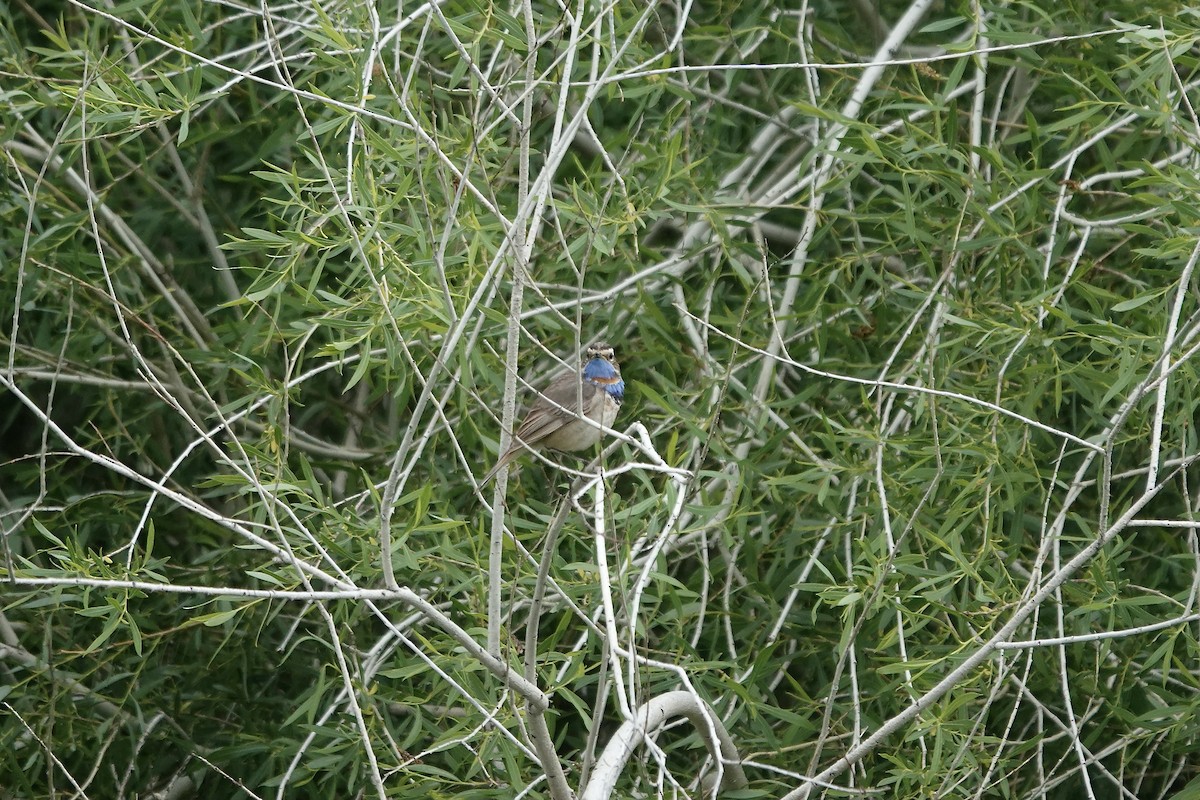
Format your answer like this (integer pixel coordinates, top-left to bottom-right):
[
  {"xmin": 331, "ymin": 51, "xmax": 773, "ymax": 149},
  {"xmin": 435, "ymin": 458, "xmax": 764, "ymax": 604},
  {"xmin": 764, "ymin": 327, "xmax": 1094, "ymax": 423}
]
[{"xmin": 4, "ymin": 0, "xmax": 1200, "ymax": 798}]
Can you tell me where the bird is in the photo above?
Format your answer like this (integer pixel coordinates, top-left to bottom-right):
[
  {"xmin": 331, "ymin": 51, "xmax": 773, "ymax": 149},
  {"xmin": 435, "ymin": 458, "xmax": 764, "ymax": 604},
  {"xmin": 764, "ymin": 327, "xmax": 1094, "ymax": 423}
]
[{"xmin": 481, "ymin": 341, "xmax": 624, "ymax": 485}]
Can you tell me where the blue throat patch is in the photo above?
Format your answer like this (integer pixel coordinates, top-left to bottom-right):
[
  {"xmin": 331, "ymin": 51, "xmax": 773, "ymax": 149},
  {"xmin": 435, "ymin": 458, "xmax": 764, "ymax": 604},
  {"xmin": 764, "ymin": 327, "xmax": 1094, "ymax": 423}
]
[{"xmin": 584, "ymin": 358, "xmax": 624, "ymax": 401}]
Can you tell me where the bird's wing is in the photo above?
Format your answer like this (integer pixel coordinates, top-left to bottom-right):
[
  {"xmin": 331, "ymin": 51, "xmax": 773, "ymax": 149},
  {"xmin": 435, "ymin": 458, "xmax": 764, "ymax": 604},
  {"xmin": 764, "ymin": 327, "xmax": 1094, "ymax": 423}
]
[{"xmin": 514, "ymin": 373, "xmax": 595, "ymax": 444}]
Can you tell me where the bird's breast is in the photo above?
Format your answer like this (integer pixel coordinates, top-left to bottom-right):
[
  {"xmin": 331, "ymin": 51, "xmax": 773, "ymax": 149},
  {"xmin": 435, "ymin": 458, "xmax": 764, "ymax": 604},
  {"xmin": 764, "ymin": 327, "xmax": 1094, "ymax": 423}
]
[{"xmin": 594, "ymin": 391, "xmax": 621, "ymax": 427}]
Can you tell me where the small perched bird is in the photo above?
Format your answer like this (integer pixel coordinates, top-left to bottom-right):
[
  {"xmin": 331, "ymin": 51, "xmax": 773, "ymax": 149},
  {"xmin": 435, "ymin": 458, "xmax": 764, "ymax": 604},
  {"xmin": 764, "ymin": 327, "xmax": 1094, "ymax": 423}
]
[{"xmin": 481, "ymin": 342, "xmax": 624, "ymax": 485}]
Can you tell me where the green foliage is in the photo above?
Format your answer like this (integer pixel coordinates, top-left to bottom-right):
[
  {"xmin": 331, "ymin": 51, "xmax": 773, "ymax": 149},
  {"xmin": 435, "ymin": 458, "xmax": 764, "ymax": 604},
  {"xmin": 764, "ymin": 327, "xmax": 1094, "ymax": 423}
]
[{"xmin": 3, "ymin": 1, "xmax": 1200, "ymax": 798}]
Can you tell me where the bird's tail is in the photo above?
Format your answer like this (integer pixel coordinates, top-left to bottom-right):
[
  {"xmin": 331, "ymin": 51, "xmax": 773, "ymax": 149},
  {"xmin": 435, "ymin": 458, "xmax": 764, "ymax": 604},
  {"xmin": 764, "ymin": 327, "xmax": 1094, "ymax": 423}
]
[{"xmin": 480, "ymin": 449, "xmax": 517, "ymax": 486}]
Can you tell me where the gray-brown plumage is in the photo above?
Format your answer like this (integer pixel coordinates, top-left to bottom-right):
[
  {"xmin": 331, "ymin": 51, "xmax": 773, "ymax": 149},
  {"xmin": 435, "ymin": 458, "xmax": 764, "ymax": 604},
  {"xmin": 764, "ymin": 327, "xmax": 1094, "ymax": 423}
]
[{"xmin": 481, "ymin": 342, "xmax": 624, "ymax": 484}]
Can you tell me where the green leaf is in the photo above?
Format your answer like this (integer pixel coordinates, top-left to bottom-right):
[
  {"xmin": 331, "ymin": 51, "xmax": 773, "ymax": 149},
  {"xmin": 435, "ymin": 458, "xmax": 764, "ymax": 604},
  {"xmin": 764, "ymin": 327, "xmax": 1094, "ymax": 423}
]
[{"xmin": 196, "ymin": 608, "xmax": 241, "ymax": 627}]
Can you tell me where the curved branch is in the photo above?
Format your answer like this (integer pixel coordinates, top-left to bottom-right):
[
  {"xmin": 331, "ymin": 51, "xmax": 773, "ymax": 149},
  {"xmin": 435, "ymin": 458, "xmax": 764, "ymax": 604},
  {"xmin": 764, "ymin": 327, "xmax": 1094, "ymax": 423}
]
[{"xmin": 580, "ymin": 690, "xmax": 747, "ymax": 799}]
